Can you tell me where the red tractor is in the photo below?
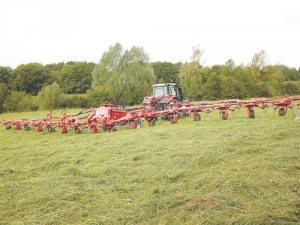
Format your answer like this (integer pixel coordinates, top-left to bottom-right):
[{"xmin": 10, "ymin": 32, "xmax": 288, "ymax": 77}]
[{"xmin": 142, "ymin": 83, "xmax": 188, "ymax": 111}]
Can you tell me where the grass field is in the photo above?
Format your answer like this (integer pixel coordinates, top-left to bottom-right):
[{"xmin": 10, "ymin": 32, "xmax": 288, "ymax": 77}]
[{"xmin": 0, "ymin": 106, "xmax": 300, "ymax": 224}]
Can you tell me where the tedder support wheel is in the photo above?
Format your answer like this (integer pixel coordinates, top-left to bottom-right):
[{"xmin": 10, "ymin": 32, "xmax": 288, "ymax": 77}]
[
  {"xmin": 5, "ymin": 124, "xmax": 12, "ymax": 130},
  {"xmin": 48, "ymin": 126, "xmax": 56, "ymax": 133},
  {"xmin": 221, "ymin": 111, "xmax": 228, "ymax": 120},
  {"xmin": 135, "ymin": 120, "xmax": 142, "ymax": 129},
  {"xmin": 194, "ymin": 113, "xmax": 201, "ymax": 121},
  {"xmin": 24, "ymin": 125, "xmax": 31, "ymax": 131},
  {"xmin": 279, "ymin": 108, "xmax": 285, "ymax": 116},
  {"xmin": 249, "ymin": 109, "xmax": 255, "ymax": 119},
  {"xmin": 75, "ymin": 128, "xmax": 83, "ymax": 134},
  {"xmin": 149, "ymin": 120, "xmax": 155, "ymax": 126}
]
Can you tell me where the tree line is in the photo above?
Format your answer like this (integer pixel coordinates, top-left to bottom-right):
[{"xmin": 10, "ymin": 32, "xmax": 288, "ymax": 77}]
[{"xmin": 0, "ymin": 43, "xmax": 300, "ymax": 113}]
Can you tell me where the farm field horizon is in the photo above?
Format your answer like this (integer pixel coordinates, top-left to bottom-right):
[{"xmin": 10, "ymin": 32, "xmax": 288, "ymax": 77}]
[{"xmin": 0, "ymin": 107, "xmax": 300, "ymax": 224}]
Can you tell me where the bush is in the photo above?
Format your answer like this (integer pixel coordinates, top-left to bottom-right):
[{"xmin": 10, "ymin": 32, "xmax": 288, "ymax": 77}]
[
  {"xmin": 0, "ymin": 83, "xmax": 9, "ymax": 113},
  {"xmin": 86, "ymin": 86, "xmax": 115, "ymax": 107},
  {"xmin": 3, "ymin": 91, "xmax": 38, "ymax": 112},
  {"xmin": 283, "ymin": 81, "xmax": 300, "ymax": 95},
  {"xmin": 61, "ymin": 95, "xmax": 89, "ymax": 109},
  {"xmin": 38, "ymin": 82, "xmax": 66, "ymax": 110}
]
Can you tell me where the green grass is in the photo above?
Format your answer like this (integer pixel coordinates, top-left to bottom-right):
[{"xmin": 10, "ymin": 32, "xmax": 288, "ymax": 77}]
[{"xmin": 0, "ymin": 106, "xmax": 300, "ymax": 224}]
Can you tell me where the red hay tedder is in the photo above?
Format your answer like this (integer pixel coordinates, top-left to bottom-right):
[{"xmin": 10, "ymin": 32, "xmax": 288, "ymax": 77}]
[{"xmin": 1, "ymin": 83, "xmax": 300, "ymax": 134}]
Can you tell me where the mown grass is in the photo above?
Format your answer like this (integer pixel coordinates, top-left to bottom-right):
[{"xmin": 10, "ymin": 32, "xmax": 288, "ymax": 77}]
[{"xmin": 0, "ymin": 106, "xmax": 300, "ymax": 224}]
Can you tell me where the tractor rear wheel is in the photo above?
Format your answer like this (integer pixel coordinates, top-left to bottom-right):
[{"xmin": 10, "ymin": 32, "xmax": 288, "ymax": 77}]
[
  {"xmin": 279, "ymin": 108, "xmax": 285, "ymax": 116},
  {"xmin": 249, "ymin": 109, "xmax": 255, "ymax": 118}
]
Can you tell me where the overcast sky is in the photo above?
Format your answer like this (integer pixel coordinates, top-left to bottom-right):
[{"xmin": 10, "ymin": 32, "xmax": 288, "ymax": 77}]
[{"xmin": 0, "ymin": 0, "xmax": 299, "ymax": 69}]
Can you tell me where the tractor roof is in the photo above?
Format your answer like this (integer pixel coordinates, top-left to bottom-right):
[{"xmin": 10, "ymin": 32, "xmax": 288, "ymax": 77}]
[{"xmin": 151, "ymin": 83, "xmax": 177, "ymax": 87}]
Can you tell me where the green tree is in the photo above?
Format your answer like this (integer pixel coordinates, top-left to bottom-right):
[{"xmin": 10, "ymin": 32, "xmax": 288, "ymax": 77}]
[
  {"xmin": 92, "ymin": 43, "xmax": 155, "ymax": 105},
  {"xmin": 283, "ymin": 81, "xmax": 300, "ymax": 95},
  {"xmin": 12, "ymin": 63, "xmax": 51, "ymax": 95},
  {"xmin": 0, "ymin": 66, "xmax": 13, "ymax": 89},
  {"xmin": 59, "ymin": 62, "xmax": 95, "ymax": 94},
  {"xmin": 37, "ymin": 82, "xmax": 66, "ymax": 110},
  {"xmin": 3, "ymin": 91, "xmax": 37, "ymax": 112},
  {"xmin": 150, "ymin": 62, "xmax": 181, "ymax": 83},
  {"xmin": 0, "ymin": 83, "xmax": 9, "ymax": 113},
  {"xmin": 86, "ymin": 85, "xmax": 115, "ymax": 107},
  {"xmin": 178, "ymin": 62, "xmax": 203, "ymax": 100}
]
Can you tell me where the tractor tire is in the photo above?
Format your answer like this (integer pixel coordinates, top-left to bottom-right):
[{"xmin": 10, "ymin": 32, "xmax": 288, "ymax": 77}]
[
  {"xmin": 279, "ymin": 108, "xmax": 285, "ymax": 116},
  {"xmin": 249, "ymin": 109, "xmax": 255, "ymax": 119},
  {"xmin": 48, "ymin": 126, "xmax": 56, "ymax": 133}
]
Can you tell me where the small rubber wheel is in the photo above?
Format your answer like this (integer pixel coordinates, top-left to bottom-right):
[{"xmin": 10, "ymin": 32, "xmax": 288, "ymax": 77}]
[
  {"xmin": 149, "ymin": 120, "xmax": 155, "ymax": 126},
  {"xmin": 135, "ymin": 121, "xmax": 142, "ymax": 129},
  {"xmin": 5, "ymin": 124, "xmax": 12, "ymax": 130},
  {"xmin": 194, "ymin": 113, "xmax": 201, "ymax": 121},
  {"xmin": 279, "ymin": 108, "xmax": 285, "ymax": 116},
  {"xmin": 48, "ymin": 126, "xmax": 56, "ymax": 133},
  {"xmin": 24, "ymin": 125, "xmax": 31, "ymax": 131},
  {"xmin": 249, "ymin": 109, "xmax": 255, "ymax": 119},
  {"xmin": 75, "ymin": 128, "xmax": 83, "ymax": 134},
  {"xmin": 221, "ymin": 111, "xmax": 228, "ymax": 120}
]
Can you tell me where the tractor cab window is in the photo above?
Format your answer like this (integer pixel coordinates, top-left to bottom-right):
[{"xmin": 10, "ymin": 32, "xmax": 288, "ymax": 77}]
[
  {"xmin": 168, "ymin": 86, "xmax": 176, "ymax": 95},
  {"xmin": 153, "ymin": 86, "xmax": 167, "ymax": 97}
]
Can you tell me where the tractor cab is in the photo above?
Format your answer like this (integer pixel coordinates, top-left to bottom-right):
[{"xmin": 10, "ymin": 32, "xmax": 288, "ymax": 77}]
[
  {"xmin": 152, "ymin": 83, "xmax": 184, "ymax": 103},
  {"xmin": 143, "ymin": 83, "xmax": 186, "ymax": 111}
]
